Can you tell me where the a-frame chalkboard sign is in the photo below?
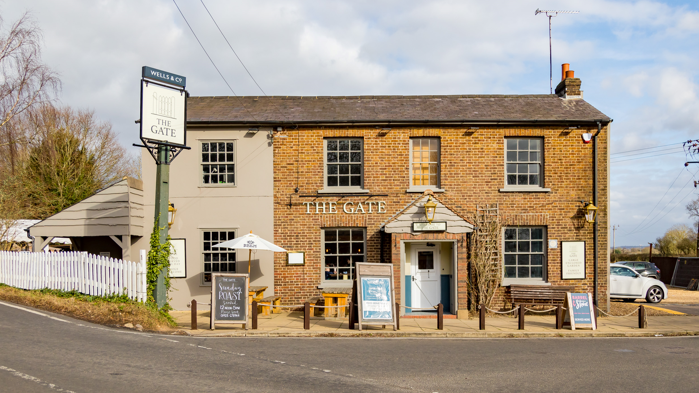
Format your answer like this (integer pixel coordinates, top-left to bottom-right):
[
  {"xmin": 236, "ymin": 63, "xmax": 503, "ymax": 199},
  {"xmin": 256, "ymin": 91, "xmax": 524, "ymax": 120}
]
[
  {"xmin": 355, "ymin": 262, "xmax": 397, "ymax": 331},
  {"xmin": 563, "ymin": 292, "xmax": 597, "ymax": 330},
  {"xmin": 210, "ymin": 273, "xmax": 249, "ymax": 330}
]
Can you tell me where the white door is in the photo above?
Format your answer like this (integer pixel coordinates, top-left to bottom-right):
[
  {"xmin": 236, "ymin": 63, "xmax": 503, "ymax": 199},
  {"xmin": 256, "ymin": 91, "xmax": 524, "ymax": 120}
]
[{"xmin": 412, "ymin": 248, "xmax": 440, "ymax": 308}]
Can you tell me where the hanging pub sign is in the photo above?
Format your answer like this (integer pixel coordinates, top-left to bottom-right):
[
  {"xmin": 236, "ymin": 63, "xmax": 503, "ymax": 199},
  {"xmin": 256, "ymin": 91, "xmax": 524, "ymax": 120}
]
[
  {"xmin": 563, "ymin": 292, "xmax": 596, "ymax": 330},
  {"xmin": 210, "ymin": 273, "xmax": 248, "ymax": 330},
  {"xmin": 561, "ymin": 241, "xmax": 586, "ymax": 280},
  {"xmin": 355, "ymin": 262, "xmax": 397, "ymax": 331},
  {"xmin": 140, "ymin": 66, "xmax": 187, "ymax": 148}
]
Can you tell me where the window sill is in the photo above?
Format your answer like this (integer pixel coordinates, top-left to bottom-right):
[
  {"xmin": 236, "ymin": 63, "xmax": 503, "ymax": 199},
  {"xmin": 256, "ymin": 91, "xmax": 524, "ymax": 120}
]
[
  {"xmin": 406, "ymin": 187, "xmax": 445, "ymax": 193},
  {"xmin": 318, "ymin": 281, "xmax": 354, "ymax": 289},
  {"xmin": 502, "ymin": 279, "xmax": 549, "ymax": 286},
  {"xmin": 317, "ymin": 188, "xmax": 370, "ymax": 194},
  {"xmin": 499, "ymin": 186, "xmax": 551, "ymax": 193},
  {"xmin": 199, "ymin": 184, "xmax": 237, "ymax": 188}
]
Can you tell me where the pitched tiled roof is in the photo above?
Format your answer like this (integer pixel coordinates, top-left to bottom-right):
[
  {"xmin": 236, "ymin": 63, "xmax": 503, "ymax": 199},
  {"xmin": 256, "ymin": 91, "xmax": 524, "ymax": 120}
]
[{"xmin": 187, "ymin": 95, "xmax": 610, "ymax": 124}]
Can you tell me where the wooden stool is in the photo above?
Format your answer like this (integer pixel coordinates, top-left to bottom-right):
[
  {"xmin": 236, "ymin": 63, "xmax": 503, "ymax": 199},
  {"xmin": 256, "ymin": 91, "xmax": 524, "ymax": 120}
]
[{"xmin": 259, "ymin": 295, "xmax": 281, "ymax": 316}]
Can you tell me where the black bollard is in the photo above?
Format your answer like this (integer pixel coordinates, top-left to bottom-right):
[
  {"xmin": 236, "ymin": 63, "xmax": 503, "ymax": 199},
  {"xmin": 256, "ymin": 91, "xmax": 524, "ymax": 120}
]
[
  {"xmin": 304, "ymin": 302, "xmax": 310, "ymax": 330},
  {"xmin": 479, "ymin": 304, "xmax": 485, "ymax": 330},
  {"xmin": 349, "ymin": 301, "xmax": 355, "ymax": 330},
  {"xmin": 437, "ymin": 303, "xmax": 443, "ymax": 330},
  {"xmin": 396, "ymin": 302, "xmax": 400, "ymax": 330},
  {"xmin": 191, "ymin": 299, "xmax": 198, "ymax": 331},
  {"xmin": 638, "ymin": 305, "xmax": 647, "ymax": 329},
  {"xmin": 556, "ymin": 305, "xmax": 563, "ymax": 330},
  {"xmin": 518, "ymin": 306, "xmax": 525, "ymax": 330}
]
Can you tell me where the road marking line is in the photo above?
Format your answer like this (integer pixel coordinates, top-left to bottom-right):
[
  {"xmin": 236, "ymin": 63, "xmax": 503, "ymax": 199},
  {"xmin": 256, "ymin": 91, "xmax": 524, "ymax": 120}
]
[
  {"xmin": 644, "ymin": 305, "xmax": 686, "ymax": 315},
  {"xmin": 0, "ymin": 301, "xmax": 71, "ymax": 323},
  {"xmin": 0, "ymin": 366, "xmax": 76, "ymax": 392}
]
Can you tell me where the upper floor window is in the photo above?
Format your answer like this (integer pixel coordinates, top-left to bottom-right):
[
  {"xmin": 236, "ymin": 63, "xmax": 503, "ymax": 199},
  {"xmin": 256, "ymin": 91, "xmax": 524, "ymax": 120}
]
[
  {"xmin": 324, "ymin": 139, "xmax": 363, "ymax": 190},
  {"xmin": 202, "ymin": 141, "xmax": 235, "ymax": 186},
  {"xmin": 410, "ymin": 138, "xmax": 440, "ymax": 191},
  {"xmin": 505, "ymin": 138, "xmax": 542, "ymax": 187}
]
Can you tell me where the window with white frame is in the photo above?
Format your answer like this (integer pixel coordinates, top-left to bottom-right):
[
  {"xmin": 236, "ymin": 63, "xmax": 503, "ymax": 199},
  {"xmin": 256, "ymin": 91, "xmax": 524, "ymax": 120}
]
[
  {"xmin": 322, "ymin": 228, "xmax": 365, "ymax": 283},
  {"xmin": 202, "ymin": 230, "xmax": 236, "ymax": 284},
  {"xmin": 503, "ymin": 227, "xmax": 546, "ymax": 280},
  {"xmin": 410, "ymin": 138, "xmax": 440, "ymax": 189},
  {"xmin": 201, "ymin": 141, "xmax": 235, "ymax": 186},
  {"xmin": 505, "ymin": 138, "xmax": 542, "ymax": 187},
  {"xmin": 324, "ymin": 139, "xmax": 363, "ymax": 189}
]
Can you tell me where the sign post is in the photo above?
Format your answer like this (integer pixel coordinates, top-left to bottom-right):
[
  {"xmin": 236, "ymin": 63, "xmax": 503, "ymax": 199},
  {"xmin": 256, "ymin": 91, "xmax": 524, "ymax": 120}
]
[
  {"xmin": 355, "ymin": 262, "xmax": 398, "ymax": 331},
  {"xmin": 135, "ymin": 66, "xmax": 190, "ymax": 309}
]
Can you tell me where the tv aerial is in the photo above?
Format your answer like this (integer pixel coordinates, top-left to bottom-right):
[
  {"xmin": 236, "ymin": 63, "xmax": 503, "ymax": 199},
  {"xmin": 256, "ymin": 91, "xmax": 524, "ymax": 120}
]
[{"xmin": 535, "ymin": 9, "xmax": 579, "ymax": 94}]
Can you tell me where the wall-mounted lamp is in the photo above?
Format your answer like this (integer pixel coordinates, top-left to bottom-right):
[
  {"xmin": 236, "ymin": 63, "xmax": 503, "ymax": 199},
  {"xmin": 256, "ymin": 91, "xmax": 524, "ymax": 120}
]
[
  {"xmin": 168, "ymin": 201, "xmax": 177, "ymax": 228},
  {"xmin": 470, "ymin": 127, "xmax": 479, "ymax": 130},
  {"xmin": 581, "ymin": 200, "xmax": 597, "ymax": 224},
  {"xmin": 424, "ymin": 196, "xmax": 437, "ymax": 223}
]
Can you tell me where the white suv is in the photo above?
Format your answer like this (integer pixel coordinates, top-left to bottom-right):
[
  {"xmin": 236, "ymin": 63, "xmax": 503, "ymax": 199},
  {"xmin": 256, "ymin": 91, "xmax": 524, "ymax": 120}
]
[{"xmin": 610, "ymin": 263, "xmax": 667, "ymax": 304}]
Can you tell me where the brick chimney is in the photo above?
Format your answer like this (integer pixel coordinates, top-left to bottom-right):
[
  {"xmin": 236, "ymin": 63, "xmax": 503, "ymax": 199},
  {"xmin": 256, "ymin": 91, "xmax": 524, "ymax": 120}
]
[{"xmin": 555, "ymin": 63, "xmax": 583, "ymax": 99}]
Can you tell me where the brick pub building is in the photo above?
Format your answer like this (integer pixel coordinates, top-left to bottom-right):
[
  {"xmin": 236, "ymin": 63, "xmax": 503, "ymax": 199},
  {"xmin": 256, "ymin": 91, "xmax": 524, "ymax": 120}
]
[{"xmin": 192, "ymin": 68, "xmax": 611, "ymax": 317}]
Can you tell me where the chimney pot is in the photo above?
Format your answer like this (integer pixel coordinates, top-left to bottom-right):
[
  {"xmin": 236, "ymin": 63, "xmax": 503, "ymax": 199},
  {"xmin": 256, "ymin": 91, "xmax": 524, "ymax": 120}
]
[
  {"xmin": 565, "ymin": 70, "xmax": 575, "ymax": 79},
  {"xmin": 562, "ymin": 63, "xmax": 570, "ymax": 81}
]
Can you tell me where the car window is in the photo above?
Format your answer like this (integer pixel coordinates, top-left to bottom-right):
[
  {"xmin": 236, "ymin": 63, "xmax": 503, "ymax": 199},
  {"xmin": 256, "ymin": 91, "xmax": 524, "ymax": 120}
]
[
  {"xmin": 633, "ymin": 263, "xmax": 646, "ymax": 270},
  {"xmin": 611, "ymin": 266, "xmax": 637, "ymax": 277}
]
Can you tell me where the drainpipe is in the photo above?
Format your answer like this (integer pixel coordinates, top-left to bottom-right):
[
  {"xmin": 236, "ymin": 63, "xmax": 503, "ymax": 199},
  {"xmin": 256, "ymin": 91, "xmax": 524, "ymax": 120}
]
[{"xmin": 593, "ymin": 121, "xmax": 602, "ymax": 309}]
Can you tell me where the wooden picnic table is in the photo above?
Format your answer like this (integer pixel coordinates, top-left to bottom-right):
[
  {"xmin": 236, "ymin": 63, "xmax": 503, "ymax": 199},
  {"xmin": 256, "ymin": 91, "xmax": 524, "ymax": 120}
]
[
  {"xmin": 249, "ymin": 285, "xmax": 267, "ymax": 313},
  {"xmin": 322, "ymin": 287, "xmax": 352, "ymax": 318}
]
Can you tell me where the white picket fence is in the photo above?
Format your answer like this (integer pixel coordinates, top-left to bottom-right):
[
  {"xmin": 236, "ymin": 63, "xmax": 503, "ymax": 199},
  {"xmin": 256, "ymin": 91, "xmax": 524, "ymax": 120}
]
[{"xmin": 0, "ymin": 251, "xmax": 147, "ymax": 302}]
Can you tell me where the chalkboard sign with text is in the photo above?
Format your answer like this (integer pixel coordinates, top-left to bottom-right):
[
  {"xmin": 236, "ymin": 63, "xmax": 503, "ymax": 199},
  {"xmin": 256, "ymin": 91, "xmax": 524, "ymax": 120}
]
[
  {"xmin": 563, "ymin": 292, "xmax": 596, "ymax": 330},
  {"xmin": 210, "ymin": 273, "xmax": 248, "ymax": 330}
]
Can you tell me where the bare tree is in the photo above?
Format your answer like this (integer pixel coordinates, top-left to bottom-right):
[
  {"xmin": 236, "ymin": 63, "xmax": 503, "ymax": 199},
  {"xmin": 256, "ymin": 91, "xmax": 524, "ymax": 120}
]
[
  {"xmin": 0, "ymin": 12, "xmax": 60, "ymax": 134},
  {"xmin": 687, "ymin": 197, "xmax": 699, "ymax": 256}
]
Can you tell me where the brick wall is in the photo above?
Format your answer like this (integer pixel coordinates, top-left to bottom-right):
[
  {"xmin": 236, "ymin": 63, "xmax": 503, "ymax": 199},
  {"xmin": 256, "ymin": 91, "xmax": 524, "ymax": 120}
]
[{"xmin": 273, "ymin": 124, "xmax": 609, "ymax": 311}]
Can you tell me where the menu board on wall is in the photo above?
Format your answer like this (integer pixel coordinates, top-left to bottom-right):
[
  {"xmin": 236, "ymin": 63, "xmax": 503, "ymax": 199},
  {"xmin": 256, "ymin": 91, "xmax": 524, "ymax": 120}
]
[
  {"xmin": 561, "ymin": 241, "xmax": 586, "ymax": 280},
  {"xmin": 169, "ymin": 239, "xmax": 187, "ymax": 278},
  {"xmin": 210, "ymin": 274, "xmax": 248, "ymax": 330},
  {"xmin": 355, "ymin": 263, "xmax": 397, "ymax": 331}
]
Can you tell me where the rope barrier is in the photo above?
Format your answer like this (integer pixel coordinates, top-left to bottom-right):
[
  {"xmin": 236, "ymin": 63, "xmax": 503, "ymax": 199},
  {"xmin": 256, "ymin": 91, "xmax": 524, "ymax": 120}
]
[
  {"xmin": 596, "ymin": 306, "xmax": 638, "ymax": 318},
  {"xmin": 524, "ymin": 307, "xmax": 558, "ymax": 313},
  {"xmin": 482, "ymin": 306, "xmax": 520, "ymax": 314}
]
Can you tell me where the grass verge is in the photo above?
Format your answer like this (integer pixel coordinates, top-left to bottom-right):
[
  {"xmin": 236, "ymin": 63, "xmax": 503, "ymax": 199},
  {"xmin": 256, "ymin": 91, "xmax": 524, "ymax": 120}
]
[{"xmin": 0, "ymin": 284, "xmax": 178, "ymax": 332}]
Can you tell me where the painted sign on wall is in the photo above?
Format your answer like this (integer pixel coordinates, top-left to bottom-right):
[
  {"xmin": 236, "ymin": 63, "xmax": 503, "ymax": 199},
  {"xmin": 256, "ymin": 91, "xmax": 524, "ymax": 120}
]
[
  {"xmin": 303, "ymin": 201, "xmax": 386, "ymax": 214},
  {"xmin": 169, "ymin": 238, "xmax": 186, "ymax": 278}
]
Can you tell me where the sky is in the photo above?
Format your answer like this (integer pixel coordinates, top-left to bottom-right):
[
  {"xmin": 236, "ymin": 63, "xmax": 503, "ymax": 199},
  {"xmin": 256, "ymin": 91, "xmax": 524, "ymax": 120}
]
[{"xmin": 2, "ymin": 0, "xmax": 699, "ymax": 247}]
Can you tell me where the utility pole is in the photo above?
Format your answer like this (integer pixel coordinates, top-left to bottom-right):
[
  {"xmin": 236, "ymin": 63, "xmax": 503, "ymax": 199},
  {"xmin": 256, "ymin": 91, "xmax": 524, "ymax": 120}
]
[
  {"xmin": 611, "ymin": 225, "xmax": 619, "ymax": 262},
  {"xmin": 648, "ymin": 242, "xmax": 653, "ymax": 262},
  {"xmin": 535, "ymin": 9, "xmax": 579, "ymax": 93}
]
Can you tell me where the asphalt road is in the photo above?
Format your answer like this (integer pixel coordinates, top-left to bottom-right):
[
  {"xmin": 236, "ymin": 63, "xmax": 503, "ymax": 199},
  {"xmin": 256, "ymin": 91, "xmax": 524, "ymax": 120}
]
[
  {"xmin": 656, "ymin": 303, "xmax": 699, "ymax": 315},
  {"xmin": 1, "ymin": 301, "xmax": 698, "ymax": 393}
]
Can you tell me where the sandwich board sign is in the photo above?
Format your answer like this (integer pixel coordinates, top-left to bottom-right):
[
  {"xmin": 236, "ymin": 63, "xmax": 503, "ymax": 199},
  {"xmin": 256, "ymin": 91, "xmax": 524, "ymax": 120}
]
[
  {"xmin": 140, "ymin": 66, "xmax": 187, "ymax": 148},
  {"xmin": 210, "ymin": 273, "xmax": 248, "ymax": 330},
  {"xmin": 355, "ymin": 262, "xmax": 397, "ymax": 331},
  {"xmin": 563, "ymin": 292, "xmax": 596, "ymax": 330}
]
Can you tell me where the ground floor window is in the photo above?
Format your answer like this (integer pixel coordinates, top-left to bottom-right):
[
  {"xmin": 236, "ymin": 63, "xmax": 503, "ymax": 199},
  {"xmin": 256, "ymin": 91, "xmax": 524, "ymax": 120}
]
[
  {"xmin": 202, "ymin": 230, "xmax": 236, "ymax": 284},
  {"xmin": 503, "ymin": 227, "xmax": 545, "ymax": 280},
  {"xmin": 322, "ymin": 228, "xmax": 365, "ymax": 283}
]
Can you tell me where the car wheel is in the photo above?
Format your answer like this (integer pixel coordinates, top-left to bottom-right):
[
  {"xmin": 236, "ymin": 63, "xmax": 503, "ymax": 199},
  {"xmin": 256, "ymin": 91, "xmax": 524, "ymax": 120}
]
[
  {"xmin": 646, "ymin": 286, "xmax": 663, "ymax": 304},
  {"xmin": 622, "ymin": 298, "xmax": 636, "ymax": 303}
]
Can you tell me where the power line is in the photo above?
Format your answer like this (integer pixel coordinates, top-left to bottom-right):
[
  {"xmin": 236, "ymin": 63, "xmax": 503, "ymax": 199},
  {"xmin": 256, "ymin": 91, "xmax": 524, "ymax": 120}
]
[
  {"xmin": 623, "ymin": 168, "xmax": 684, "ymax": 234},
  {"xmin": 610, "ymin": 141, "xmax": 685, "ymax": 156},
  {"xmin": 171, "ymin": 0, "xmax": 261, "ymax": 123},
  {"xmin": 611, "ymin": 146, "xmax": 683, "ymax": 158},
  {"xmin": 199, "ymin": 0, "xmax": 268, "ymax": 97},
  {"xmin": 610, "ymin": 150, "xmax": 686, "ymax": 164}
]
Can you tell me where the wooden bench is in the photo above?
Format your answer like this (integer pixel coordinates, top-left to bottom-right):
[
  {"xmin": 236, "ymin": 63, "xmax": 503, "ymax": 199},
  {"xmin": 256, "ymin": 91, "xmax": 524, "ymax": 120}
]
[
  {"xmin": 507, "ymin": 285, "xmax": 575, "ymax": 310},
  {"xmin": 258, "ymin": 295, "xmax": 281, "ymax": 316}
]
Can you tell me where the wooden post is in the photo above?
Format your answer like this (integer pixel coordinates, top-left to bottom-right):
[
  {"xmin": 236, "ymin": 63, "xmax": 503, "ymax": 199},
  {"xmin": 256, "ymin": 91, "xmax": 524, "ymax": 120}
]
[
  {"xmin": 251, "ymin": 300, "xmax": 258, "ymax": 330},
  {"xmin": 304, "ymin": 302, "xmax": 310, "ymax": 330},
  {"xmin": 479, "ymin": 304, "xmax": 485, "ymax": 330},
  {"xmin": 395, "ymin": 302, "xmax": 400, "ymax": 330},
  {"xmin": 638, "ymin": 305, "xmax": 647, "ymax": 329},
  {"xmin": 648, "ymin": 243, "xmax": 653, "ymax": 262},
  {"xmin": 348, "ymin": 301, "xmax": 355, "ymax": 330},
  {"xmin": 190, "ymin": 299, "xmax": 197, "ymax": 330},
  {"xmin": 518, "ymin": 306, "xmax": 525, "ymax": 330},
  {"xmin": 437, "ymin": 303, "xmax": 443, "ymax": 330},
  {"xmin": 556, "ymin": 305, "xmax": 563, "ymax": 330}
]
